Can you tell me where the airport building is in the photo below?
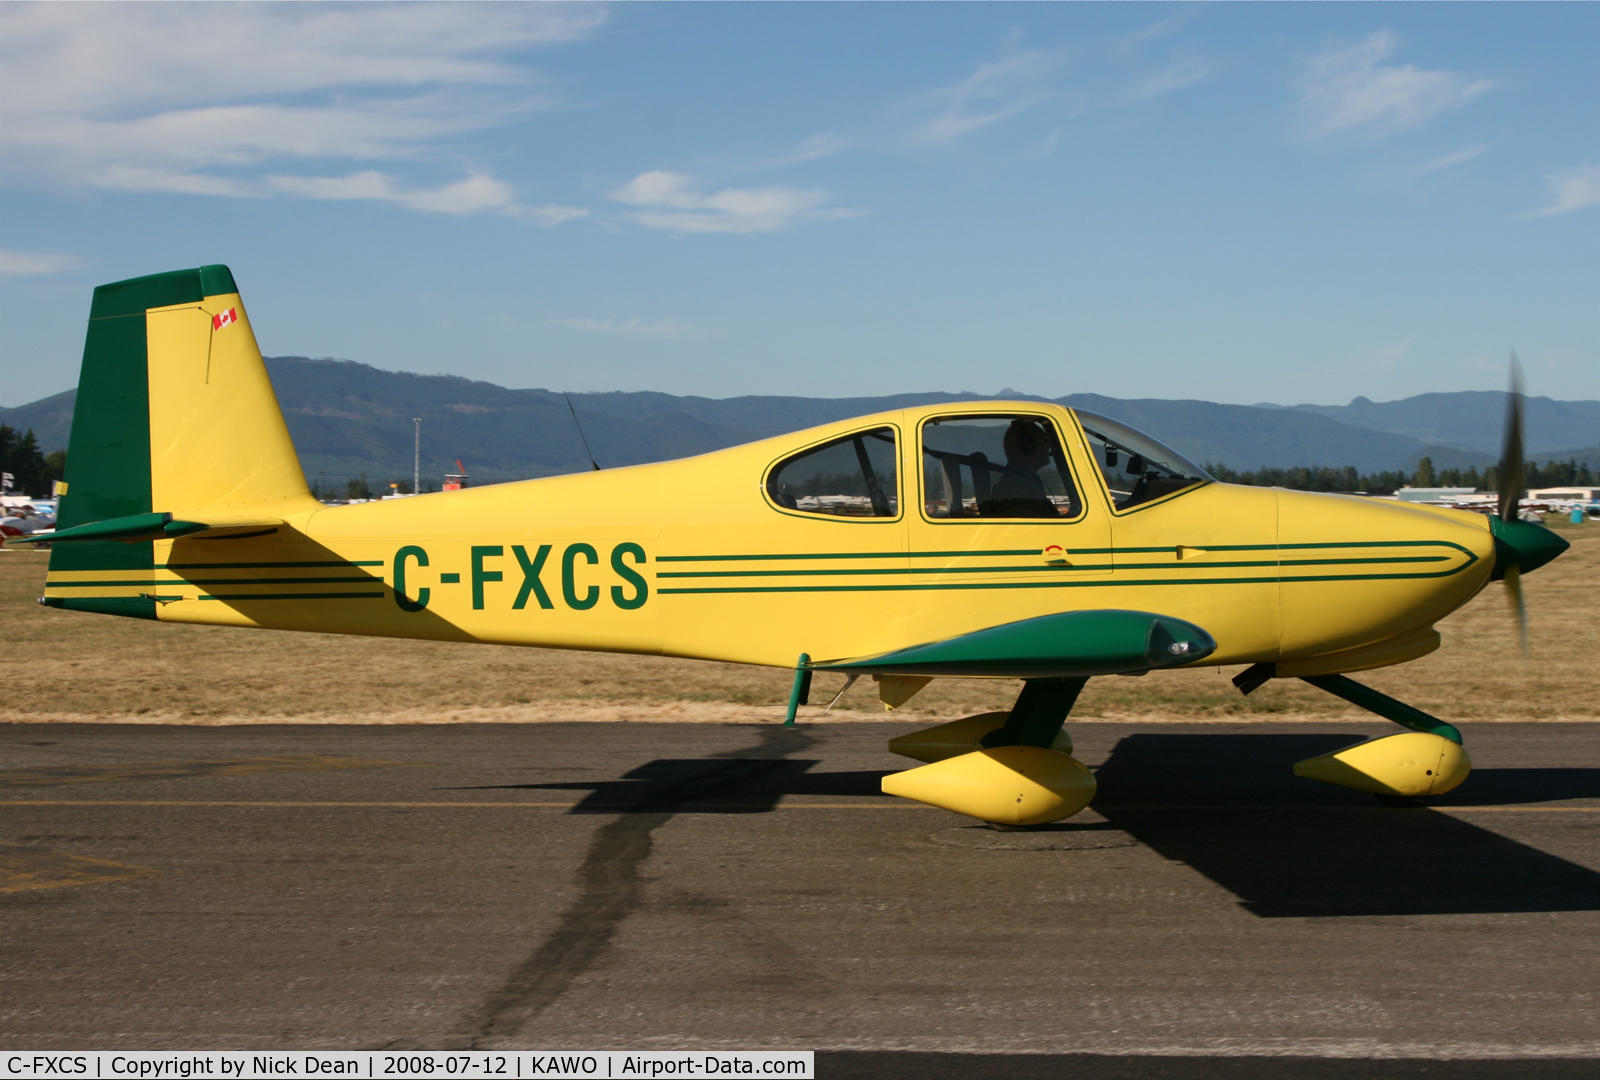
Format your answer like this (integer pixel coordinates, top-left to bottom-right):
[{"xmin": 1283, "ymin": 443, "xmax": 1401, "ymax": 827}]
[{"xmin": 1528, "ymin": 486, "xmax": 1600, "ymax": 502}]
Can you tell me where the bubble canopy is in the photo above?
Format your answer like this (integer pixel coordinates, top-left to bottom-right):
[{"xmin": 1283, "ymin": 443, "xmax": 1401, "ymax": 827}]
[{"xmin": 1073, "ymin": 410, "xmax": 1213, "ymax": 510}]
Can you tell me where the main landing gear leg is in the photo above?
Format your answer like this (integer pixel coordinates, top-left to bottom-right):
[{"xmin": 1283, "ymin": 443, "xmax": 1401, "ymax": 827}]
[
  {"xmin": 981, "ymin": 677, "xmax": 1089, "ymax": 751},
  {"xmin": 1233, "ymin": 664, "xmax": 1472, "ymax": 804},
  {"xmin": 879, "ymin": 677, "xmax": 1097, "ymax": 827},
  {"xmin": 885, "ymin": 677, "xmax": 1082, "ymax": 763}
]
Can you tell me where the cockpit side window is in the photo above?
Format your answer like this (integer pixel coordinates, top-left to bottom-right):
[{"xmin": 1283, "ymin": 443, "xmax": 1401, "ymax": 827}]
[
  {"xmin": 921, "ymin": 415, "xmax": 1082, "ymax": 520},
  {"xmin": 1075, "ymin": 410, "xmax": 1212, "ymax": 511},
  {"xmin": 766, "ymin": 427, "xmax": 899, "ymax": 518}
]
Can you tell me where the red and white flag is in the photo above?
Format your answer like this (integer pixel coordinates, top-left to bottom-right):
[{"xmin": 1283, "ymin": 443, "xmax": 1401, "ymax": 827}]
[{"xmin": 212, "ymin": 307, "xmax": 237, "ymax": 331}]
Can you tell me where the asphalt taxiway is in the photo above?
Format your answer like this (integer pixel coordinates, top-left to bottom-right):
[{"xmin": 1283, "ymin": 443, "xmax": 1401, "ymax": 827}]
[{"xmin": 3, "ymin": 720, "xmax": 1598, "ymax": 1078}]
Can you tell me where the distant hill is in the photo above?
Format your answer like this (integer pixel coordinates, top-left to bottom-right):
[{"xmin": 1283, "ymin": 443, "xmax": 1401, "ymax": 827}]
[
  {"xmin": 3, "ymin": 358, "xmax": 1596, "ymax": 486},
  {"xmin": 1049, "ymin": 393, "xmax": 1428, "ymax": 476},
  {"xmin": 1529, "ymin": 445, "xmax": 1600, "ymax": 470},
  {"xmin": 1285, "ymin": 392, "xmax": 1600, "ymax": 456},
  {"xmin": 0, "ymin": 387, "xmax": 74, "ymax": 454}
]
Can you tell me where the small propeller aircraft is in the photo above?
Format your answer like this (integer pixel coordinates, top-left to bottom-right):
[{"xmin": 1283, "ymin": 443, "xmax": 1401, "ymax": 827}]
[{"xmin": 12, "ymin": 266, "xmax": 1571, "ymax": 825}]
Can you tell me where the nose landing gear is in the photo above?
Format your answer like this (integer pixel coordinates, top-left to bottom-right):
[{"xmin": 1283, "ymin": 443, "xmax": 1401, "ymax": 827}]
[{"xmin": 1235, "ymin": 664, "xmax": 1473, "ymax": 803}]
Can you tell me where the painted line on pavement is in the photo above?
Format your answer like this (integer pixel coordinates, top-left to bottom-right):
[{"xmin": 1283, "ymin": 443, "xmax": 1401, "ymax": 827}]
[{"xmin": 1, "ymin": 800, "xmax": 1596, "ymax": 811}]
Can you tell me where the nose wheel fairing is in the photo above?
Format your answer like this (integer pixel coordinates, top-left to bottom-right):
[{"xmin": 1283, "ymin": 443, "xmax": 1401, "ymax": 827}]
[
  {"xmin": 1235, "ymin": 665, "xmax": 1474, "ymax": 802},
  {"xmin": 1293, "ymin": 732, "xmax": 1471, "ymax": 800}
]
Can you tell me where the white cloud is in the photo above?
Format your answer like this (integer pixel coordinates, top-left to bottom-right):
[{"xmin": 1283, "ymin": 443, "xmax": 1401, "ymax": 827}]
[
  {"xmin": 1410, "ymin": 142, "xmax": 1494, "ymax": 178},
  {"xmin": 21, "ymin": 97, "xmax": 506, "ymax": 184},
  {"xmin": 1125, "ymin": 18, "xmax": 1185, "ymax": 46},
  {"xmin": 0, "ymin": 3, "xmax": 600, "ymax": 115},
  {"xmin": 0, "ymin": 251, "xmax": 81, "ymax": 277},
  {"xmin": 1131, "ymin": 59, "xmax": 1210, "ymax": 100},
  {"xmin": 1030, "ymin": 130, "xmax": 1061, "ymax": 159},
  {"xmin": 1527, "ymin": 162, "xmax": 1600, "ymax": 218},
  {"xmin": 1298, "ymin": 31, "xmax": 1492, "ymax": 140},
  {"xmin": 0, "ymin": 4, "xmax": 603, "ymax": 219},
  {"xmin": 95, "ymin": 166, "xmax": 259, "ymax": 198},
  {"xmin": 908, "ymin": 51, "xmax": 1053, "ymax": 147},
  {"xmin": 759, "ymin": 132, "xmax": 856, "ymax": 169},
  {"xmin": 610, "ymin": 171, "xmax": 861, "ymax": 234},
  {"xmin": 264, "ymin": 170, "xmax": 586, "ymax": 224},
  {"xmin": 548, "ymin": 315, "xmax": 713, "ymax": 340},
  {"xmin": 268, "ymin": 171, "xmax": 414, "ymax": 203},
  {"xmin": 506, "ymin": 204, "xmax": 593, "ymax": 228}
]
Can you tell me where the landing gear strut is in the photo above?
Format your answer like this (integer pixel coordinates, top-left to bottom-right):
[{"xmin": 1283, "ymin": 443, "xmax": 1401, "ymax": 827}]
[{"xmin": 980, "ymin": 677, "xmax": 1088, "ymax": 749}]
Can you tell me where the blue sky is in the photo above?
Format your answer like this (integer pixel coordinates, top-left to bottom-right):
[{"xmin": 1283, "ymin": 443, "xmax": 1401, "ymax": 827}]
[{"xmin": 2, "ymin": 2, "xmax": 1596, "ymax": 410}]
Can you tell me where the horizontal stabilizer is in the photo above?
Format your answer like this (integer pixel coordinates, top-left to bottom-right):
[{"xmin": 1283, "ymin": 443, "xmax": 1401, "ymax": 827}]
[
  {"xmin": 813, "ymin": 609, "xmax": 1217, "ymax": 679},
  {"xmin": 6, "ymin": 510, "xmax": 283, "ymax": 547}
]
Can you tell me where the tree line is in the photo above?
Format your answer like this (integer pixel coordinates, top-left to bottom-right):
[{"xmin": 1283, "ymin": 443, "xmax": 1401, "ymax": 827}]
[
  {"xmin": 0, "ymin": 425, "xmax": 66, "ymax": 498},
  {"xmin": 1, "ymin": 429, "xmax": 437, "ymax": 503},
  {"xmin": 1206, "ymin": 456, "xmax": 1596, "ymax": 495}
]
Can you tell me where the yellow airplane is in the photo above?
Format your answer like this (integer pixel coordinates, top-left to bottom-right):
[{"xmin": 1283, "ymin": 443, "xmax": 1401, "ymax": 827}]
[{"xmin": 12, "ymin": 266, "xmax": 1570, "ymax": 826}]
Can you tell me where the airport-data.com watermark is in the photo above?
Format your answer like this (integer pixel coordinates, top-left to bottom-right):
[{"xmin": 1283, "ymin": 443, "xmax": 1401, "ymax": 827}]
[{"xmin": 2, "ymin": 1054, "xmax": 813, "ymax": 1080}]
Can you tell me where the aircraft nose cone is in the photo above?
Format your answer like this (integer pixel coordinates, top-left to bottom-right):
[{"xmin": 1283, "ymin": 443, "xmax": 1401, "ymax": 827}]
[{"xmin": 1488, "ymin": 515, "xmax": 1570, "ymax": 580}]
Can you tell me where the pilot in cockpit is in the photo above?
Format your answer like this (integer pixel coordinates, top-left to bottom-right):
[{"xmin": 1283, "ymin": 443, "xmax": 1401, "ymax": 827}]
[{"xmin": 985, "ymin": 419, "xmax": 1060, "ymax": 518}]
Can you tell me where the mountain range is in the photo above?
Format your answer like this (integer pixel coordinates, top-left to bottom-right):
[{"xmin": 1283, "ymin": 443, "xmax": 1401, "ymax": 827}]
[{"xmin": 4, "ymin": 357, "xmax": 1597, "ymax": 487}]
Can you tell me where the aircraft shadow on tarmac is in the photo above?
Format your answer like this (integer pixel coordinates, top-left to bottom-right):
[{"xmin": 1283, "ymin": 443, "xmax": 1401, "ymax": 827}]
[
  {"xmin": 455, "ymin": 757, "xmax": 877, "ymax": 813},
  {"xmin": 1091, "ymin": 734, "xmax": 1600, "ymax": 919},
  {"xmin": 816, "ymin": 1050, "xmax": 1600, "ymax": 1080},
  {"xmin": 457, "ymin": 733, "xmax": 1600, "ymax": 919}
]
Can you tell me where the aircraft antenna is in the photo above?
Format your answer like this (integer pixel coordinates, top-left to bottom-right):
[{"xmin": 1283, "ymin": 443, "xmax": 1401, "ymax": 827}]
[{"xmin": 564, "ymin": 392, "xmax": 602, "ymax": 471}]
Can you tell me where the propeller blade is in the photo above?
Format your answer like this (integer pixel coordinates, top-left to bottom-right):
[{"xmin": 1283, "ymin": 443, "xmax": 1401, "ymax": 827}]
[
  {"xmin": 1498, "ymin": 352, "xmax": 1525, "ymax": 522},
  {"xmin": 1483, "ymin": 354, "xmax": 1572, "ymax": 656},
  {"xmin": 1503, "ymin": 562, "xmax": 1529, "ymax": 657}
]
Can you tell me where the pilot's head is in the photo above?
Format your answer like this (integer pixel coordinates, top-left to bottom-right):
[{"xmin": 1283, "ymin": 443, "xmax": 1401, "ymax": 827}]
[{"xmin": 1003, "ymin": 419, "xmax": 1052, "ymax": 473}]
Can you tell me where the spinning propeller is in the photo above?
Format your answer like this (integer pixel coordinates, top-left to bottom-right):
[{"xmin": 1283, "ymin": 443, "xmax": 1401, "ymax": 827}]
[
  {"xmin": 1498, "ymin": 355, "xmax": 1529, "ymax": 652},
  {"xmin": 1488, "ymin": 352, "xmax": 1569, "ymax": 654}
]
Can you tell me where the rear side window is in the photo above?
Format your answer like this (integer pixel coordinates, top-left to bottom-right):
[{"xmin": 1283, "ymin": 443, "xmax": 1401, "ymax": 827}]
[{"xmin": 767, "ymin": 427, "xmax": 898, "ymax": 518}]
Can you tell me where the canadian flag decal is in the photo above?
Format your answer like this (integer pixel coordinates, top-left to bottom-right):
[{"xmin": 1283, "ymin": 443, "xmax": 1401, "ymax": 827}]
[{"xmin": 212, "ymin": 307, "xmax": 237, "ymax": 331}]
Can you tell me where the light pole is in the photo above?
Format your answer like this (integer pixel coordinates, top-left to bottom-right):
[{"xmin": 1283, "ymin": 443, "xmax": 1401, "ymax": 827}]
[{"xmin": 413, "ymin": 417, "xmax": 421, "ymax": 495}]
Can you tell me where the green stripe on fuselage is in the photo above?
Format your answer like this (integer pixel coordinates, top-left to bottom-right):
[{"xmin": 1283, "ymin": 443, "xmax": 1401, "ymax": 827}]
[
  {"xmin": 657, "ymin": 566, "xmax": 1474, "ymax": 595},
  {"xmin": 196, "ymin": 593, "xmax": 385, "ymax": 601},
  {"xmin": 162, "ymin": 561, "xmax": 384, "ymax": 569}
]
